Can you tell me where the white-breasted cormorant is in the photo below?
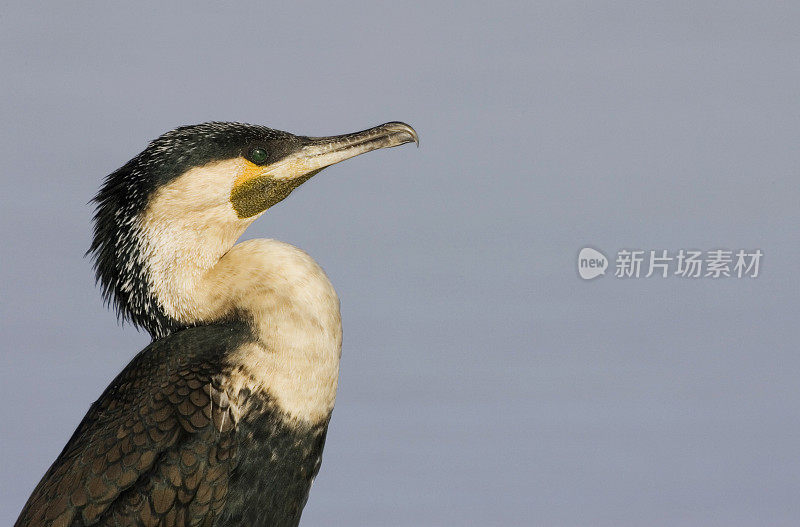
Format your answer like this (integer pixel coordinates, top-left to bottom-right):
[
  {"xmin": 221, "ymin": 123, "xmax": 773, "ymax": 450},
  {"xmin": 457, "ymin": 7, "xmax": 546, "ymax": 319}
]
[{"xmin": 15, "ymin": 121, "xmax": 418, "ymax": 527}]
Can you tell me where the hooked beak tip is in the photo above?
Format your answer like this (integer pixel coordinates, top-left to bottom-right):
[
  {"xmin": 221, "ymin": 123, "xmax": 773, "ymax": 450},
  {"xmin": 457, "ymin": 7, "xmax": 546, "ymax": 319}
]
[{"xmin": 382, "ymin": 121, "xmax": 419, "ymax": 147}]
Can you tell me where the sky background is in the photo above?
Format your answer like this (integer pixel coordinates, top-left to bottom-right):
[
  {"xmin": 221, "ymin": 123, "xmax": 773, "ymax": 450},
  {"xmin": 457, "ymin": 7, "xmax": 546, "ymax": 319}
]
[{"xmin": 2, "ymin": 2, "xmax": 799, "ymax": 526}]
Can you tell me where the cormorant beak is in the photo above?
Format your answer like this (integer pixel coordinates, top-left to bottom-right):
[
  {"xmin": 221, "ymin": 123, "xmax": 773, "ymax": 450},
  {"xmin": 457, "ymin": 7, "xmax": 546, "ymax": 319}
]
[
  {"xmin": 231, "ymin": 122, "xmax": 418, "ymax": 218},
  {"xmin": 296, "ymin": 121, "xmax": 419, "ymax": 172}
]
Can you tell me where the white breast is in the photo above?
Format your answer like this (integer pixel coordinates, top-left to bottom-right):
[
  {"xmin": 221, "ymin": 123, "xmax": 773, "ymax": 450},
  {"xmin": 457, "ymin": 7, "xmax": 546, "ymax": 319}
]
[
  {"xmin": 147, "ymin": 233, "xmax": 342, "ymax": 424},
  {"xmin": 216, "ymin": 240, "xmax": 343, "ymax": 425}
]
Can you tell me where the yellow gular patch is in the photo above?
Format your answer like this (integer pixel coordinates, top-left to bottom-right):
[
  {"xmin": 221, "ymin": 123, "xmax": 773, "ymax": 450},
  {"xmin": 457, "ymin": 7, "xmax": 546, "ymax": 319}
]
[
  {"xmin": 230, "ymin": 157, "xmax": 319, "ymax": 219},
  {"xmin": 232, "ymin": 159, "xmax": 269, "ymax": 189},
  {"xmin": 232, "ymin": 156, "xmax": 311, "ymax": 187}
]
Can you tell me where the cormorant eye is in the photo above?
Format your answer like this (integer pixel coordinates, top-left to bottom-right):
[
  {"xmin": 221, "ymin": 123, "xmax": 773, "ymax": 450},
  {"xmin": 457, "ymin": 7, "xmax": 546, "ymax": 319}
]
[{"xmin": 248, "ymin": 147, "xmax": 269, "ymax": 165}]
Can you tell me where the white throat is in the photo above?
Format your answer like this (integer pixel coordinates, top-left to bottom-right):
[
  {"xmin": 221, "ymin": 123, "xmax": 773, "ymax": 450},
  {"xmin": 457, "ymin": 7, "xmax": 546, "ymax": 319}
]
[{"xmin": 138, "ymin": 161, "xmax": 342, "ymax": 424}]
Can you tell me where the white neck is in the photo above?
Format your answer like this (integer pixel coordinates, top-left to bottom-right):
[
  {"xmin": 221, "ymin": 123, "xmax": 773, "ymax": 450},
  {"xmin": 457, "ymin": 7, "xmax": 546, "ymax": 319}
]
[{"xmin": 137, "ymin": 162, "xmax": 342, "ymax": 424}]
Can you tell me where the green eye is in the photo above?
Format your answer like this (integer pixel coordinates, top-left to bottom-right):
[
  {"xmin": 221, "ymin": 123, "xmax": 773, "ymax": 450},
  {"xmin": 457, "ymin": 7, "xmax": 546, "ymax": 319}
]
[{"xmin": 248, "ymin": 147, "xmax": 268, "ymax": 165}]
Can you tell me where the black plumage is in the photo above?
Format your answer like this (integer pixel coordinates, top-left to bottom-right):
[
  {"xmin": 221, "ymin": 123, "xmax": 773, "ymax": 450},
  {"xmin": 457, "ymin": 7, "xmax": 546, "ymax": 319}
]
[{"xmin": 16, "ymin": 322, "xmax": 327, "ymax": 526}]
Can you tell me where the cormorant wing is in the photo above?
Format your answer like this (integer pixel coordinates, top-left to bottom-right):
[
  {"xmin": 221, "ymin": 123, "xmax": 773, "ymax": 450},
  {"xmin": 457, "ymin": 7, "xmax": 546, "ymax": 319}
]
[{"xmin": 15, "ymin": 324, "xmax": 245, "ymax": 527}]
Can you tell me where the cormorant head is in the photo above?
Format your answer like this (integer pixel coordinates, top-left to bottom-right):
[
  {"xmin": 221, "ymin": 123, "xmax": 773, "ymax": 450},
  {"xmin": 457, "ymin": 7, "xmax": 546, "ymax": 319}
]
[{"xmin": 89, "ymin": 121, "xmax": 418, "ymax": 338}]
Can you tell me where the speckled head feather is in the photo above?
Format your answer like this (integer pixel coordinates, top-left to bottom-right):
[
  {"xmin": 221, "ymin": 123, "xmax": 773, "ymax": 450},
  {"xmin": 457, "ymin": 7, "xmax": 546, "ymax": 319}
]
[
  {"xmin": 89, "ymin": 122, "xmax": 295, "ymax": 338},
  {"xmin": 89, "ymin": 120, "xmax": 418, "ymax": 340}
]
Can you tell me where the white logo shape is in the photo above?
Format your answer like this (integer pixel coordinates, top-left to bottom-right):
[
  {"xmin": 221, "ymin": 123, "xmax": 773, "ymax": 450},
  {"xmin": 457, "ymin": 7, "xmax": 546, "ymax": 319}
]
[{"xmin": 578, "ymin": 247, "xmax": 608, "ymax": 280}]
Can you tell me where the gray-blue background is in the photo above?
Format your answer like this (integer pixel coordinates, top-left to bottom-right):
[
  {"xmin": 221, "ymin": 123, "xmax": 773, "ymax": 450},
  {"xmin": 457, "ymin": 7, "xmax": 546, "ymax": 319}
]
[{"xmin": 2, "ymin": 2, "xmax": 799, "ymax": 525}]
